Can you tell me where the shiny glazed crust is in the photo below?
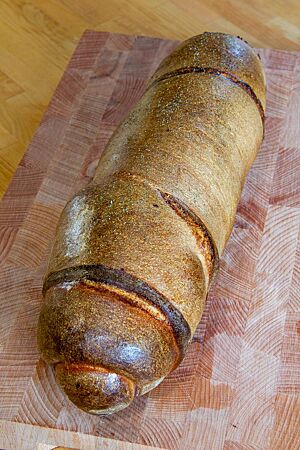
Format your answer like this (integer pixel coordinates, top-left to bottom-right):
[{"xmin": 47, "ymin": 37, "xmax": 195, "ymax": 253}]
[{"xmin": 38, "ymin": 32, "xmax": 266, "ymax": 415}]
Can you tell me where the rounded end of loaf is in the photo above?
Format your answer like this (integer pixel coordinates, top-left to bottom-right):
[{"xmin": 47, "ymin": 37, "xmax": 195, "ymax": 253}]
[
  {"xmin": 38, "ymin": 279, "xmax": 182, "ymax": 413},
  {"xmin": 55, "ymin": 362, "xmax": 135, "ymax": 415},
  {"xmin": 148, "ymin": 31, "xmax": 266, "ymax": 112}
]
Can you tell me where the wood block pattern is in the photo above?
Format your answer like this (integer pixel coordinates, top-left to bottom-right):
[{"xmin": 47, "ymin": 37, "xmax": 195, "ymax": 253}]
[{"xmin": 0, "ymin": 31, "xmax": 300, "ymax": 450}]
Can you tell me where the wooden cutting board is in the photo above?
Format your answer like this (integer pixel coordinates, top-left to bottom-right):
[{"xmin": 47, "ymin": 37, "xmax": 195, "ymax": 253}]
[{"xmin": 0, "ymin": 31, "xmax": 300, "ymax": 450}]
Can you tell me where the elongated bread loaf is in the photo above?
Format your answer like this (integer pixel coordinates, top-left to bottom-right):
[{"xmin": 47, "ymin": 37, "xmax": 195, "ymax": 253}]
[{"xmin": 38, "ymin": 32, "xmax": 266, "ymax": 415}]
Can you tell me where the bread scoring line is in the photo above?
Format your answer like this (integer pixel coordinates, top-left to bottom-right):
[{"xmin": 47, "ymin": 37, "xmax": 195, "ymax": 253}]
[
  {"xmin": 43, "ymin": 263, "xmax": 191, "ymax": 359},
  {"xmin": 147, "ymin": 66, "xmax": 265, "ymax": 125}
]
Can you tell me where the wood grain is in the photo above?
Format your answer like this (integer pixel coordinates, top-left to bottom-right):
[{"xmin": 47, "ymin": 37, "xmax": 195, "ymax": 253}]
[
  {"xmin": 0, "ymin": 1, "xmax": 300, "ymax": 199},
  {"xmin": 0, "ymin": 420, "xmax": 164, "ymax": 449},
  {"xmin": 0, "ymin": 31, "xmax": 300, "ymax": 450}
]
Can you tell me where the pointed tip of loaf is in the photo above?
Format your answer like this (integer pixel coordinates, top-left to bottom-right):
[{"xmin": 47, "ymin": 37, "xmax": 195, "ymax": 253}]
[{"xmin": 55, "ymin": 362, "xmax": 135, "ymax": 415}]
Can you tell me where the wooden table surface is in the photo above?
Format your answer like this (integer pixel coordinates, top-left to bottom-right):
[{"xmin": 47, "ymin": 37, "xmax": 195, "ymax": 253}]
[
  {"xmin": 0, "ymin": 0, "xmax": 300, "ymax": 198},
  {"xmin": 0, "ymin": 30, "xmax": 300, "ymax": 450}
]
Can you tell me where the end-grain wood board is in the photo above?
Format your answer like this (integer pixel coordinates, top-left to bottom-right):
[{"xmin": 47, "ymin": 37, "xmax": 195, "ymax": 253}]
[{"xmin": 0, "ymin": 31, "xmax": 300, "ymax": 450}]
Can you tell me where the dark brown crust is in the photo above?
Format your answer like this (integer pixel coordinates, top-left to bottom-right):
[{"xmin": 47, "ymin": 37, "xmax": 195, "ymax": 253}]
[
  {"xmin": 157, "ymin": 190, "xmax": 219, "ymax": 280},
  {"xmin": 55, "ymin": 361, "xmax": 135, "ymax": 414},
  {"xmin": 43, "ymin": 264, "xmax": 191, "ymax": 357},
  {"xmin": 147, "ymin": 66, "xmax": 265, "ymax": 124}
]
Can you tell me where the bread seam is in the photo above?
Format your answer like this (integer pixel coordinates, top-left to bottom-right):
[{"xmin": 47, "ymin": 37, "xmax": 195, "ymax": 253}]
[
  {"xmin": 147, "ymin": 66, "xmax": 265, "ymax": 124},
  {"xmin": 157, "ymin": 189, "xmax": 219, "ymax": 281},
  {"xmin": 71, "ymin": 280, "xmax": 181, "ymax": 371},
  {"xmin": 43, "ymin": 264, "xmax": 191, "ymax": 358},
  {"xmin": 94, "ymin": 171, "xmax": 220, "ymax": 278},
  {"xmin": 55, "ymin": 361, "xmax": 137, "ymax": 387},
  {"xmin": 81, "ymin": 278, "xmax": 169, "ymax": 322}
]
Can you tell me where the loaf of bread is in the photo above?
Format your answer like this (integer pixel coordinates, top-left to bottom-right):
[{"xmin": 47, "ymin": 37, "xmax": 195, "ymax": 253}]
[{"xmin": 38, "ymin": 32, "xmax": 266, "ymax": 415}]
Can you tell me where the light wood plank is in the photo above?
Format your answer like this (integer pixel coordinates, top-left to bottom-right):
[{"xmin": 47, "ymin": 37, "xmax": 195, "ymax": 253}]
[{"xmin": 0, "ymin": 420, "xmax": 165, "ymax": 450}]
